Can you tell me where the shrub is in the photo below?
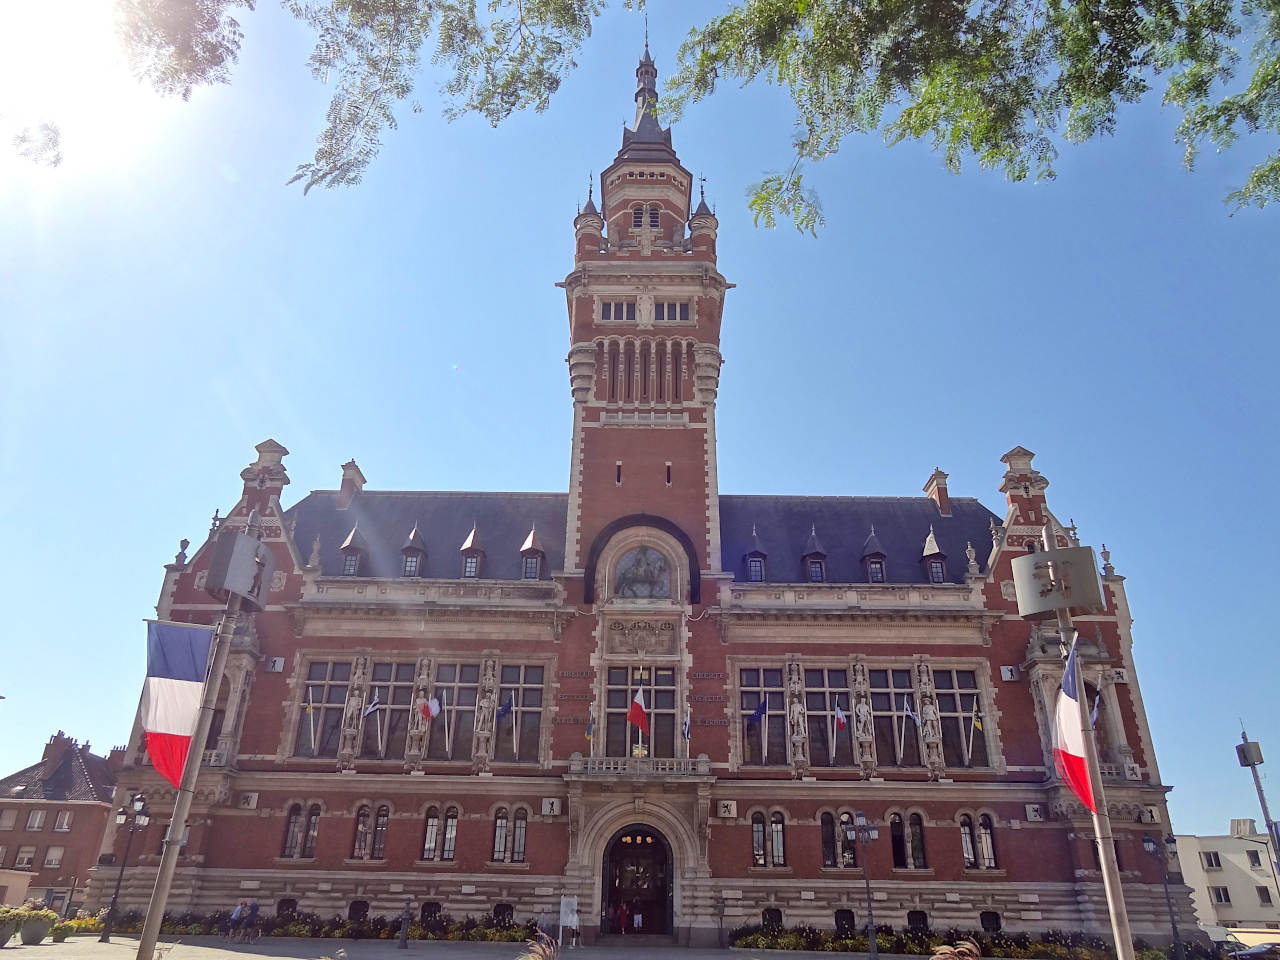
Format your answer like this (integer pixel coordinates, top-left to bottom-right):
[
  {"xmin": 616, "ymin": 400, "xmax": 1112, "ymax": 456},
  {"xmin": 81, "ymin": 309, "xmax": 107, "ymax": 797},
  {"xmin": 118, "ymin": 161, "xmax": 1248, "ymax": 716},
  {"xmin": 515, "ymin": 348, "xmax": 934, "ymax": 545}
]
[{"xmin": 51, "ymin": 923, "xmax": 74, "ymax": 942}]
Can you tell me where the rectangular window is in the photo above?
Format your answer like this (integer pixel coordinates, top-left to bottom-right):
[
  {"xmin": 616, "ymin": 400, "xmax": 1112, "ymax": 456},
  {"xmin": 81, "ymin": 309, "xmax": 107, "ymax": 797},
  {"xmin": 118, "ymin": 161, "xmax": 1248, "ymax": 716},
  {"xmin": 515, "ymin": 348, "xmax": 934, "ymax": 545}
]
[
  {"xmin": 295, "ymin": 660, "xmax": 351, "ymax": 758},
  {"xmin": 654, "ymin": 301, "xmax": 691, "ymax": 323},
  {"xmin": 360, "ymin": 661, "xmax": 416, "ymax": 759},
  {"xmin": 600, "ymin": 300, "xmax": 638, "ymax": 323},
  {"xmin": 1204, "ymin": 850, "xmax": 1223, "ymax": 869},
  {"xmin": 156, "ymin": 823, "xmax": 190, "ymax": 855},
  {"xmin": 441, "ymin": 815, "xmax": 458, "ymax": 861},
  {"xmin": 204, "ymin": 707, "xmax": 225, "ymax": 750},
  {"xmin": 604, "ymin": 666, "xmax": 677, "ymax": 759},
  {"xmin": 25, "ymin": 810, "xmax": 45, "ymax": 831},
  {"xmin": 494, "ymin": 665, "xmax": 545, "ymax": 763},
  {"xmin": 43, "ymin": 846, "xmax": 64, "ymax": 868},
  {"xmin": 932, "ymin": 669, "xmax": 989, "ymax": 767},
  {"xmin": 928, "ymin": 559, "xmax": 946, "ymax": 583},
  {"xmin": 0, "ymin": 844, "xmax": 6, "ymax": 866},
  {"xmin": 1210, "ymin": 886, "xmax": 1231, "ymax": 904},
  {"xmin": 1248, "ymin": 849, "xmax": 1262, "ymax": 867},
  {"xmin": 522, "ymin": 556, "xmax": 540, "ymax": 579},
  {"xmin": 1259, "ymin": 886, "xmax": 1274, "ymax": 905},
  {"xmin": 53, "ymin": 811, "xmax": 73, "ymax": 832},
  {"xmin": 0, "ymin": 810, "xmax": 16, "ymax": 831},
  {"xmin": 427, "ymin": 663, "xmax": 479, "ymax": 761},
  {"xmin": 869, "ymin": 669, "xmax": 922, "ymax": 767},
  {"xmin": 808, "ymin": 560, "xmax": 825, "ymax": 583},
  {"xmin": 804, "ymin": 668, "xmax": 855, "ymax": 767},
  {"xmin": 747, "ymin": 557, "xmax": 765, "ymax": 582},
  {"xmin": 342, "ymin": 552, "xmax": 360, "ymax": 576},
  {"xmin": 648, "ymin": 205, "xmax": 660, "ymax": 228},
  {"xmin": 403, "ymin": 554, "xmax": 420, "ymax": 577},
  {"xmin": 463, "ymin": 555, "xmax": 479, "ymax": 578},
  {"xmin": 868, "ymin": 559, "xmax": 885, "ymax": 583},
  {"xmin": 14, "ymin": 846, "xmax": 35, "ymax": 868},
  {"xmin": 739, "ymin": 668, "xmax": 787, "ymax": 766}
]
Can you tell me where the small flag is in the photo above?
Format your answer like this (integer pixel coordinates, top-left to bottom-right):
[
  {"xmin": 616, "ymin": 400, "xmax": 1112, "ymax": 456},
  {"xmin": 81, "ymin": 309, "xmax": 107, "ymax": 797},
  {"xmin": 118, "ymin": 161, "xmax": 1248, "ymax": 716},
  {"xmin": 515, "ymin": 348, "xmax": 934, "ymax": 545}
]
[
  {"xmin": 1089, "ymin": 693, "xmax": 1100, "ymax": 727},
  {"xmin": 746, "ymin": 698, "xmax": 767, "ymax": 726},
  {"xmin": 363, "ymin": 693, "xmax": 380, "ymax": 719},
  {"xmin": 497, "ymin": 694, "xmax": 514, "ymax": 722},
  {"xmin": 585, "ymin": 713, "xmax": 595, "ymax": 740},
  {"xmin": 1053, "ymin": 636, "xmax": 1097, "ymax": 813},
  {"xmin": 902, "ymin": 697, "xmax": 920, "ymax": 726},
  {"xmin": 420, "ymin": 696, "xmax": 442, "ymax": 720},
  {"xmin": 835, "ymin": 703, "xmax": 848, "ymax": 731},
  {"xmin": 682, "ymin": 707, "xmax": 691, "ymax": 741},
  {"xmin": 140, "ymin": 621, "xmax": 216, "ymax": 789},
  {"xmin": 627, "ymin": 687, "xmax": 650, "ymax": 734}
]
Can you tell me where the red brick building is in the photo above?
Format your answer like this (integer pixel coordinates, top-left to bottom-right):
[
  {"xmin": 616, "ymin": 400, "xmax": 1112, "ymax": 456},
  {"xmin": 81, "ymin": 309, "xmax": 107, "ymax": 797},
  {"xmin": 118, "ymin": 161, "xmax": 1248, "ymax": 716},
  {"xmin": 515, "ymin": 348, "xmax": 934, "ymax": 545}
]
[
  {"xmin": 0, "ymin": 732, "xmax": 122, "ymax": 912},
  {"xmin": 91, "ymin": 47, "xmax": 1194, "ymax": 946}
]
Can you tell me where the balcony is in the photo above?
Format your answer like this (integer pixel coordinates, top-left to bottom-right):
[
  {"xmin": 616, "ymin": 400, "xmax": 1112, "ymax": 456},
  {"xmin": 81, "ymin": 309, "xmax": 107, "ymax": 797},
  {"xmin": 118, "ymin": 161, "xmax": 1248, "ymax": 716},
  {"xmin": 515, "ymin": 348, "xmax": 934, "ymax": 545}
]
[{"xmin": 567, "ymin": 754, "xmax": 711, "ymax": 778}]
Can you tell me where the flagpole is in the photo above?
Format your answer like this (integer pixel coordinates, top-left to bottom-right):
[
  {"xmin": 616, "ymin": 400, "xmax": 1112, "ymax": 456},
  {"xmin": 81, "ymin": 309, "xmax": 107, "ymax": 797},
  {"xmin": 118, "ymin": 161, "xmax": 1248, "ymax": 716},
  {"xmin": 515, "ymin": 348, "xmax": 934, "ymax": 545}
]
[
  {"xmin": 135, "ymin": 510, "xmax": 260, "ymax": 960},
  {"xmin": 307, "ymin": 687, "xmax": 317, "ymax": 756},
  {"xmin": 1059, "ymin": 597, "xmax": 1134, "ymax": 960},
  {"xmin": 966, "ymin": 697, "xmax": 978, "ymax": 760}
]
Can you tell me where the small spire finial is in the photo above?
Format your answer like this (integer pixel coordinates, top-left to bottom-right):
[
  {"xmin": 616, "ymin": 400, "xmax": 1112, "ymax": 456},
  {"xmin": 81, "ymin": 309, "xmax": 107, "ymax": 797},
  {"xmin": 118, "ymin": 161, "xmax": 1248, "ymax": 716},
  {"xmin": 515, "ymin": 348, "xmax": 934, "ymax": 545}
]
[
  {"xmin": 587, "ymin": 172, "xmax": 593, "ymax": 202},
  {"xmin": 644, "ymin": 11, "xmax": 649, "ymax": 51}
]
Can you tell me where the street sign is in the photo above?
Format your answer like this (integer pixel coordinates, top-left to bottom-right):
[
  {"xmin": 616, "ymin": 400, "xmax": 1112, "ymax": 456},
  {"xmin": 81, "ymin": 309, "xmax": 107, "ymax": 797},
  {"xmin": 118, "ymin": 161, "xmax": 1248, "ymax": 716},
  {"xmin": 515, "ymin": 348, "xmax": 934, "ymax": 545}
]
[
  {"xmin": 1010, "ymin": 546, "xmax": 1105, "ymax": 620},
  {"xmin": 206, "ymin": 529, "xmax": 276, "ymax": 612}
]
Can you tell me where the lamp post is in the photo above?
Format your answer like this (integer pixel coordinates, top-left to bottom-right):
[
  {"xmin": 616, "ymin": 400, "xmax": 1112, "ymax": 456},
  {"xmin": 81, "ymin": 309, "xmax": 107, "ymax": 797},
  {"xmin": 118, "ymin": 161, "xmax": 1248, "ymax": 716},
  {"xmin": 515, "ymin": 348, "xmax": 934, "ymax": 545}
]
[
  {"xmin": 844, "ymin": 811, "xmax": 881, "ymax": 960},
  {"xmin": 1142, "ymin": 833, "xmax": 1183, "ymax": 960},
  {"xmin": 99, "ymin": 793, "xmax": 149, "ymax": 943}
]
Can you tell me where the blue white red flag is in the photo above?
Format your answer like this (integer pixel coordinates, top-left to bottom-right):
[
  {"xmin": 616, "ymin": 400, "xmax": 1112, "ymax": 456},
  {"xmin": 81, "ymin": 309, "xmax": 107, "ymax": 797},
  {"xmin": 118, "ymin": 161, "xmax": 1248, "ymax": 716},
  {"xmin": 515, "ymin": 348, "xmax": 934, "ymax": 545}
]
[
  {"xmin": 1053, "ymin": 637, "xmax": 1097, "ymax": 813},
  {"xmin": 835, "ymin": 703, "xmax": 848, "ymax": 731},
  {"xmin": 140, "ymin": 621, "xmax": 215, "ymax": 788},
  {"xmin": 627, "ymin": 688, "xmax": 650, "ymax": 734},
  {"xmin": 682, "ymin": 707, "xmax": 691, "ymax": 741}
]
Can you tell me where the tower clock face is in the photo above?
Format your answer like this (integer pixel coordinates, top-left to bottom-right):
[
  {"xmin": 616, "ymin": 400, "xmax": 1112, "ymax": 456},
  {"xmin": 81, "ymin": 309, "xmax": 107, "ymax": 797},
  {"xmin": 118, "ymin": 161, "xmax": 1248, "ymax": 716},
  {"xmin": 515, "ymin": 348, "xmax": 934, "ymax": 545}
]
[{"xmin": 614, "ymin": 547, "xmax": 671, "ymax": 598}]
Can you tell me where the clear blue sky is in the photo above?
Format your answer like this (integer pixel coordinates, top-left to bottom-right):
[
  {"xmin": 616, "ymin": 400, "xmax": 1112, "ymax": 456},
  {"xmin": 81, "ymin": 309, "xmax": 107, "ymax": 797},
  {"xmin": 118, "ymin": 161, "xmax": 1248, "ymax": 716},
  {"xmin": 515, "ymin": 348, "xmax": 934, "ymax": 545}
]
[{"xmin": 1, "ymin": 2, "xmax": 1276, "ymax": 838}]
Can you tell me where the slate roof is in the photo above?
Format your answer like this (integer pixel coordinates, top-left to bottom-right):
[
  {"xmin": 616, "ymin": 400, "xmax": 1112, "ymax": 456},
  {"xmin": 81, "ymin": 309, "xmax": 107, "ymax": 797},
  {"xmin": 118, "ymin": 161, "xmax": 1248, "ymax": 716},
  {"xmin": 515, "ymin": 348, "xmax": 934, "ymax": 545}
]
[
  {"xmin": 287, "ymin": 490, "xmax": 999, "ymax": 586},
  {"xmin": 0, "ymin": 742, "xmax": 115, "ymax": 802}
]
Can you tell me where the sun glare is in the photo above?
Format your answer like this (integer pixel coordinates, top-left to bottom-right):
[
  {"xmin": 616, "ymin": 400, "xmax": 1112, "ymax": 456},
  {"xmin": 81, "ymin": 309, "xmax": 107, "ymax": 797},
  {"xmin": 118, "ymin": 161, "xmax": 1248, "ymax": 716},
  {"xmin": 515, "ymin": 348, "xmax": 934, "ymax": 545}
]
[{"xmin": 0, "ymin": 0, "xmax": 168, "ymax": 178}]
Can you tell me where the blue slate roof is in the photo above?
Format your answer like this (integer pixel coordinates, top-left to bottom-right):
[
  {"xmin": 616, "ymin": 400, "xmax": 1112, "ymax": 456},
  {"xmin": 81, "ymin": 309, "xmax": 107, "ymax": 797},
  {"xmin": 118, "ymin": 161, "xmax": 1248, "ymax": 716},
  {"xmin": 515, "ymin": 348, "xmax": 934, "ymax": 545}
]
[{"xmin": 286, "ymin": 491, "xmax": 999, "ymax": 585}]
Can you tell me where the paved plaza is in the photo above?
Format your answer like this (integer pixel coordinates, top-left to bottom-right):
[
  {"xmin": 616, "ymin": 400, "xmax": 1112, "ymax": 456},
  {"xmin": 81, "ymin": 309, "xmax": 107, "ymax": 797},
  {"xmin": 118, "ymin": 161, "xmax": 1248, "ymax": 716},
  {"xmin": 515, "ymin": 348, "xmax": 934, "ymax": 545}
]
[{"xmin": 0, "ymin": 938, "xmax": 858, "ymax": 960}]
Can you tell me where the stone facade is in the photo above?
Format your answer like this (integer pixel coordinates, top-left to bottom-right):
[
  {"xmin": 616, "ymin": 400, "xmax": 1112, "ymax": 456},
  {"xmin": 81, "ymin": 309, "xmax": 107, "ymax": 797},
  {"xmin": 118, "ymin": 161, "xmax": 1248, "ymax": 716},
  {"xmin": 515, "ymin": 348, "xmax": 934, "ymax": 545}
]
[{"xmin": 88, "ymin": 48, "xmax": 1196, "ymax": 948}]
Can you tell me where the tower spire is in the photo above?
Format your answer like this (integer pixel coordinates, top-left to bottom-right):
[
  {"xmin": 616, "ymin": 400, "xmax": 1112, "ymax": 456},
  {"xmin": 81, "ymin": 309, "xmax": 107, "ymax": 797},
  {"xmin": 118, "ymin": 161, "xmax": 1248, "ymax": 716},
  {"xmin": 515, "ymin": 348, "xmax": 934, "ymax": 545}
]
[{"xmin": 616, "ymin": 38, "xmax": 676, "ymax": 163}]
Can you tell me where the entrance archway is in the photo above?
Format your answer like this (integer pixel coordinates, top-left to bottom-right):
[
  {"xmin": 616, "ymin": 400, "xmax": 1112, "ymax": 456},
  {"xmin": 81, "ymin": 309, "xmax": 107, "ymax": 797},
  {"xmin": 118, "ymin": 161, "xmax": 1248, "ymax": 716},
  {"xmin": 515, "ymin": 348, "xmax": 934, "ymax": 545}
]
[{"xmin": 601, "ymin": 824, "xmax": 673, "ymax": 936}]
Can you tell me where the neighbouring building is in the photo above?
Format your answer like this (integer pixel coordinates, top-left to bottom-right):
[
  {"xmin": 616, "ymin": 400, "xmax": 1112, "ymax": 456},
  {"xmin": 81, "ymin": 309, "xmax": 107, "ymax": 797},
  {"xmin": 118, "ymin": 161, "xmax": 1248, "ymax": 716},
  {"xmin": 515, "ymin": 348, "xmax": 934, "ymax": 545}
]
[
  {"xmin": 89, "ymin": 46, "xmax": 1197, "ymax": 946},
  {"xmin": 1176, "ymin": 820, "xmax": 1280, "ymax": 934},
  {"xmin": 0, "ymin": 732, "xmax": 122, "ymax": 912}
]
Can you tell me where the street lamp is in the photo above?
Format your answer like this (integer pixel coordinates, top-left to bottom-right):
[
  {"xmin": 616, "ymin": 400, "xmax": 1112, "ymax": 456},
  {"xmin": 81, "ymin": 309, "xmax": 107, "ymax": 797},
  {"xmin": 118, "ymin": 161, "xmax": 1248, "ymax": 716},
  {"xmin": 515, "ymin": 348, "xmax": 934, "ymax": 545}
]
[
  {"xmin": 1141, "ymin": 833, "xmax": 1183, "ymax": 960},
  {"xmin": 99, "ymin": 793, "xmax": 150, "ymax": 943},
  {"xmin": 844, "ymin": 811, "xmax": 881, "ymax": 960}
]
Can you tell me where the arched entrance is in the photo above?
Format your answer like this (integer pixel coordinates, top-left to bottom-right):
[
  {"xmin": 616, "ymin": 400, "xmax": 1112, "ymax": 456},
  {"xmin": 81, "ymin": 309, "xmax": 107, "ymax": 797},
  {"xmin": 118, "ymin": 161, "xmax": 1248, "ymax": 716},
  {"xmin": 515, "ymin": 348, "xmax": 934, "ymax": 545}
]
[{"xmin": 601, "ymin": 824, "xmax": 673, "ymax": 936}]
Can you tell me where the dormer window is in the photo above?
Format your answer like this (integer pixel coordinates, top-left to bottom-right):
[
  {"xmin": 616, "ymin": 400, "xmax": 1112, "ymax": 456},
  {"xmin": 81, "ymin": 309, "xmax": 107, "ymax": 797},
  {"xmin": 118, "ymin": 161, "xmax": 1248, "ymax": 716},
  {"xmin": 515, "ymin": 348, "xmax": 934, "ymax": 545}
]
[
  {"xmin": 522, "ymin": 556, "xmax": 541, "ymax": 579},
  {"xmin": 463, "ymin": 555, "xmax": 479, "ymax": 578},
  {"xmin": 868, "ymin": 559, "xmax": 886, "ymax": 583},
  {"xmin": 807, "ymin": 559, "xmax": 825, "ymax": 583},
  {"xmin": 519, "ymin": 524, "xmax": 544, "ymax": 580},
  {"xmin": 339, "ymin": 524, "xmax": 369, "ymax": 577},
  {"xmin": 403, "ymin": 554, "xmax": 420, "ymax": 577},
  {"xmin": 342, "ymin": 552, "xmax": 360, "ymax": 576},
  {"xmin": 928, "ymin": 559, "xmax": 946, "ymax": 583},
  {"xmin": 747, "ymin": 557, "xmax": 765, "ymax": 582}
]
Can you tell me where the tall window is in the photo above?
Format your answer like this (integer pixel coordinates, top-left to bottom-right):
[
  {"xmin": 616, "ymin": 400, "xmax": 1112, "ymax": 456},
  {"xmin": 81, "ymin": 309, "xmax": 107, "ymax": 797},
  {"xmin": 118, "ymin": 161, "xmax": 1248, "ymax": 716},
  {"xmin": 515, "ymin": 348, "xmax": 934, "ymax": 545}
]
[
  {"xmin": 351, "ymin": 805, "xmax": 371, "ymax": 859},
  {"xmin": 492, "ymin": 808, "xmax": 509, "ymax": 861},
  {"xmin": 605, "ymin": 666, "xmax": 676, "ymax": 758},
  {"xmin": 804, "ymin": 669, "xmax": 854, "ymax": 766},
  {"xmin": 648, "ymin": 204, "xmax": 660, "ymax": 228},
  {"xmin": 0, "ymin": 810, "xmax": 15, "ymax": 830},
  {"xmin": 422, "ymin": 807, "xmax": 440, "ymax": 860},
  {"xmin": 361, "ymin": 661, "xmax": 416, "ymax": 759},
  {"xmin": 770, "ymin": 812, "xmax": 787, "ymax": 866},
  {"xmin": 751, "ymin": 813, "xmax": 767, "ymax": 866},
  {"xmin": 835, "ymin": 910, "xmax": 857, "ymax": 938},
  {"xmin": 821, "ymin": 813, "xmax": 838, "ymax": 867},
  {"xmin": 441, "ymin": 807, "xmax": 459, "ymax": 861},
  {"xmin": 462, "ymin": 554, "xmax": 479, "ymax": 578},
  {"xmin": 977, "ymin": 814, "xmax": 997, "ymax": 868},
  {"xmin": 427, "ymin": 663, "xmax": 480, "ymax": 761},
  {"xmin": 26, "ymin": 810, "xmax": 45, "ymax": 831},
  {"xmin": 522, "ymin": 555, "xmax": 540, "ymax": 579},
  {"xmin": 371, "ymin": 805, "xmax": 389, "ymax": 859},
  {"xmin": 53, "ymin": 811, "xmax": 73, "ymax": 832},
  {"xmin": 302, "ymin": 804, "xmax": 320, "ymax": 857},
  {"xmin": 909, "ymin": 813, "xmax": 928, "ymax": 868},
  {"xmin": 928, "ymin": 559, "xmax": 946, "ymax": 583},
  {"xmin": 296, "ymin": 661, "xmax": 350, "ymax": 757},
  {"xmin": 282, "ymin": 804, "xmax": 304, "ymax": 858},
  {"xmin": 960, "ymin": 815, "xmax": 978, "ymax": 868},
  {"xmin": 342, "ymin": 552, "xmax": 360, "ymax": 576},
  {"xmin": 403, "ymin": 553, "xmax": 421, "ymax": 577},
  {"xmin": 868, "ymin": 558, "xmax": 886, "ymax": 583},
  {"xmin": 512, "ymin": 809, "xmax": 527, "ymax": 863},
  {"xmin": 891, "ymin": 813, "xmax": 907, "ymax": 867},
  {"xmin": 204, "ymin": 707, "xmax": 225, "ymax": 749},
  {"xmin": 838, "ymin": 812, "xmax": 857, "ymax": 866},
  {"xmin": 807, "ymin": 559, "xmax": 825, "ymax": 582},
  {"xmin": 740, "ymin": 668, "xmax": 787, "ymax": 765},
  {"xmin": 632, "ymin": 206, "xmax": 643, "ymax": 228},
  {"xmin": 932, "ymin": 669, "xmax": 989, "ymax": 767},
  {"xmin": 870, "ymin": 669, "xmax": 922, "ymax": 767},
  {"xmin": 747, "ymin": 557, "xmax": 765, "ymax": 581},
  {"xmin": 495, "ymin": 664, "xmax": 545, "ymax": 762}
]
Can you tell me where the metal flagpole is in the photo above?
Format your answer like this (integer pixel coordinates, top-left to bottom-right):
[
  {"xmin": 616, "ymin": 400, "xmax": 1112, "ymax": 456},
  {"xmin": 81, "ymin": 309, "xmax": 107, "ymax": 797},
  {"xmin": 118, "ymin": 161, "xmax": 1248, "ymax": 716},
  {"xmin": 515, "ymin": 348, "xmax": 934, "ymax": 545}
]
[
  {"xmin": 966, "ymin": 696, "xmax": 978, "ymax": 760},
  {"xmin": 136, "ymin": 511, "xmax": 260, "ymax": 960},
  {"xmin": 442, "ymin": 689, "xmax": 450, "ymax": 759},
  {"xmin": 306, "ymin": 687, "xmax": 317, "ymax": 755}
]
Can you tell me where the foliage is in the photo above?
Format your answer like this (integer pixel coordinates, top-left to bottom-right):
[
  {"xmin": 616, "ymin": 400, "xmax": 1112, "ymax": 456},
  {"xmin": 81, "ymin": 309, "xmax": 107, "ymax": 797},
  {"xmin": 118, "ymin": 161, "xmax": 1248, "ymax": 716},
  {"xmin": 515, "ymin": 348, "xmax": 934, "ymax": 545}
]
[
  {"xmin": 51, "ymin": 922, "xmax": 74, "ymax": 942},
  {"xmin": 11, "ymin": 123, "xmax": 63, "ymax": 168}
]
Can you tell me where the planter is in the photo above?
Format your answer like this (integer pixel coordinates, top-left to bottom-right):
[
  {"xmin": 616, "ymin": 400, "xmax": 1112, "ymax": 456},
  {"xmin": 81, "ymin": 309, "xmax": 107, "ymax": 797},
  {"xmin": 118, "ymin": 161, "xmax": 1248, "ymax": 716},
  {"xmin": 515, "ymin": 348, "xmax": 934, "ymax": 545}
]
[
  {"xmin": 20, "ymin": 920, "xmax": 54, "ymax": 945},
  {"xmin": 0, "ymin": 921, "xmax": 16, "ymax": 948}
]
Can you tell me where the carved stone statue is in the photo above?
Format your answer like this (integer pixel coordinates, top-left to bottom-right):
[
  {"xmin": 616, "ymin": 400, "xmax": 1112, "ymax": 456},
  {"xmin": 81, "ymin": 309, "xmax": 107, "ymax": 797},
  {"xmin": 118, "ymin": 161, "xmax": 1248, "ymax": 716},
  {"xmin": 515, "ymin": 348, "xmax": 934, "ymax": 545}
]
[
  {"xmin": 343, "ymin": 691, "xmax": 364, "ymax": 731},
  {"xmin": 854, "ymin": 697, "xmax": 873, "ymax": 741},
  {"xmin": 788, "ymin": 695, "xmax": 806, "ymax": 740},
  {"xmin": 920, "ymin": 695, "xmax": 942, "ymax": 743}
]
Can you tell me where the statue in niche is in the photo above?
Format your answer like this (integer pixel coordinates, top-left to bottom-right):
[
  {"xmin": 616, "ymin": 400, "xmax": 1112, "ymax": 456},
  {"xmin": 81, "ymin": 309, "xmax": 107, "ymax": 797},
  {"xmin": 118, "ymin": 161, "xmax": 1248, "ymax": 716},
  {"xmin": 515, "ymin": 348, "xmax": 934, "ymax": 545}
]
[
  {"xmin": 854, "ymin": 696, "xmax": 873, "ymax": 741},
  {"xmin": 614, "ymin": 547, "xmax": 671, "ymax": 599},
  {"xmin": 920, "ymin": 695, "xmax": 942, "ymax": 743}
]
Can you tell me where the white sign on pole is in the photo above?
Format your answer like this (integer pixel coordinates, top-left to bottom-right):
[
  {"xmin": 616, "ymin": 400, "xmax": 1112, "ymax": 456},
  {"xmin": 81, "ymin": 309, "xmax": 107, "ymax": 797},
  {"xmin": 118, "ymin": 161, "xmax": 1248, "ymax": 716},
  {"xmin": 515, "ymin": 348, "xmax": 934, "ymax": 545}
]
[
  {"xmin": 558, "ymin": 895, "xmax": 578, "ymax": 947},
  {"xmin": 1010, "ymin": 546, "xmax": 1105, "ymax": 620}
]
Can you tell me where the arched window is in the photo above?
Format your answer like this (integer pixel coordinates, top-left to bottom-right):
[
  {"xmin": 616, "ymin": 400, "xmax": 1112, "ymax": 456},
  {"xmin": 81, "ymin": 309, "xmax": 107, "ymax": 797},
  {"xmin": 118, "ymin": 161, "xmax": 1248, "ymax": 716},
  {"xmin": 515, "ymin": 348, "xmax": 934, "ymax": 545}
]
[
  {"xmin": 632, "ymin": 206, "xmax": 644, "ymax": 228},
  {"xmin": 348, "ymin": 900, "xmax": 369, "ymax": 922},
  {"xmin": 441, "ymin": 806, "xmax": 459, "ymax": 861},
  {"xmin": 980, "ymin": 910, "xmax": 1002, "ymax": 932},
  {"xmin": 838, "ymin": 812, "xmax": 857, "ymax": 867},
  {"xmin": 751, "ymin": 812, "xmax": 767, "ymax": 866},
  {"xmin": 762, "ymin": 908, "xmax": 783, "ymax": 929},
  {"xmin": 960, "ymin": 815, "xmax": 978, "ymax": 868},
  {"xmin": 909, "ymin": 813, "xmax": 928, "ymax": 868},
  {"xmin": 302, "ymin": 804, "xmax": 321, "ymax": 858},
  {"xmin": 648, "ymin": 204, "xmax": 660, "ymax": 228},
  {"xmin": 821, "ymin": 813, "xmax": 838, "ymax": 867},
  {"xmin": 281, "ymin": 804, "xmax": 304, "ymax": 858},
  {"xmin": 907, "ymin": 909, "xmax": 929, "ymax": 932},
  {"xmin": 492, "ymin": 807, "xmax": 509, "ymax": 861},
  {"xmin": 890, "ymin": 813, "xmax": 907, "ymax": 868},
  {"xmin": 351, "ymin": 805, "xmax": 371, "ymax": 859},
  {"xmin": 512, "ymin": 809, "xmax": 528, "ymax": 863},
  {"xmin": 277, "ymin": 898, "xmax": 298, "ymax": 918},
  {"xmin": 493, "ymin": 903, "xmax": 514, "ymax": 926},
  {"xmin": 420, "ymin": 902, "xmax": 442, "ymax": 924},
  {"xmin": 835, "ymin": 909, "xmax": 857, "ymax": 938},
  {"xmin": 422, "ymin": 807, "xmax": 440, "ymax": 861},
  {"xmin": 371, "ymin": 805, "xmax": 389, "ymax": 859},
  {"xmin": 977, "ymin": 814, "xmax": 997, "ymax": 868},
  {"xmin": 770, "ymin": 811, "xmax": 786, "ymax": 866}
]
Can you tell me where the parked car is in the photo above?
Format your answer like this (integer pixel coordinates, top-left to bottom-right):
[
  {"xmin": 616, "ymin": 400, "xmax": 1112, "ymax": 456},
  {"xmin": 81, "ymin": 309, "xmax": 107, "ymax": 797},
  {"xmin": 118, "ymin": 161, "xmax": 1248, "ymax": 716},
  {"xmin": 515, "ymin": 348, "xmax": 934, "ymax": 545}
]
[{"xmin": 1225, "ymin": 943, "xmax": 1280, "ymax": 959}]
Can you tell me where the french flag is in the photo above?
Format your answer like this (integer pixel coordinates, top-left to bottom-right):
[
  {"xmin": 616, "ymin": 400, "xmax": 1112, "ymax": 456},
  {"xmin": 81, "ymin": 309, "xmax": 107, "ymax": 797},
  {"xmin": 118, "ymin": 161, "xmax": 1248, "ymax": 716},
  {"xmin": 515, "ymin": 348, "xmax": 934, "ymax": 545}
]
[
  {"xmin": 1053, "ymin": 636, "xmax": 1097, "ymax": 813},
  {"xmin": 140, "ymin": 621, "xmax": 215, "ymax": 788},
  {"xmin": 627, "ymin": 687, "xmax": 649, "ymax": 735},
  {"xmin": 835, "ymin": 703, "xmax": 848, "ymax": 731}
]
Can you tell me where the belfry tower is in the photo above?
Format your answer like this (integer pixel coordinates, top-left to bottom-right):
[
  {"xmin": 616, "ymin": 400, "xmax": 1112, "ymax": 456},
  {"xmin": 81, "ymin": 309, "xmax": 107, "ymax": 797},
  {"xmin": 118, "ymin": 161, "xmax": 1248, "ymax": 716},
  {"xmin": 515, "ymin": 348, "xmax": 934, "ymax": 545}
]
[{"xmin": 560, "ymin": 44, "xmax": 733, "ymax": 596}]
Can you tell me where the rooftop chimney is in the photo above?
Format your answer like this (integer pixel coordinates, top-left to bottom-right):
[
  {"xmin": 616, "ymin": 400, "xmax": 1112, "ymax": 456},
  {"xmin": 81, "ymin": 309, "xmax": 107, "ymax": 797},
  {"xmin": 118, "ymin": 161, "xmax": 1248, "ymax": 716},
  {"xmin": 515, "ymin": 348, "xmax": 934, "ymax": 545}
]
[
  {"xmin": 1230, "ymin": 818, "xmax": 1259, "ymax": 837},
  {"xmin": 42, "ymin": 731, "xmax": 75, "ymax": 767},
  {"xmin": 924, "ymin": 467, "xmax": 951, "ymax": 517},
  {"xmin": 337, "ymin": 459, "xmax": 366, "ymax": 509}
]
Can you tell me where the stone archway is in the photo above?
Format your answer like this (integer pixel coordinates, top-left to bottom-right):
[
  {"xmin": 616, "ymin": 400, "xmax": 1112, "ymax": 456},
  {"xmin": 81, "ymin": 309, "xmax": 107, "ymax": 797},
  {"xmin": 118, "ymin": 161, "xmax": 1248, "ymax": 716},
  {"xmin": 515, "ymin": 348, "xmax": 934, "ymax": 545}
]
[{"xmin": 600, "ymin": 824, "xmax": 673, "ymax": 936}]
